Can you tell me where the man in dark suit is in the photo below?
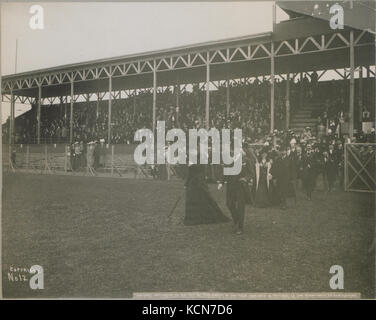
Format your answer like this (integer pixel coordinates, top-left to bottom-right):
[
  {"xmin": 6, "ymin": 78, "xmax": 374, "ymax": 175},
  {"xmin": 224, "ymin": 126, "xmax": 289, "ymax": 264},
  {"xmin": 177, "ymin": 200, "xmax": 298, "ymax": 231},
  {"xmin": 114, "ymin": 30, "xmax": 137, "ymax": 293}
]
[
  {"xmin": 335, "ymin": 142, "xmax": 345, "ymax": 189},
  {"xmin": 287, "ymin": 145, "xmax": 299, "ymax": 204},
  {"xmin": 324, "ymin": 144, "xmax": 338, "ymax": 191},
  {"xmin": 271, "ymin": 149, "xmax": 293, "ymax": 209},
  {"xmin": 302, "ymin": 145, "xmax": 316, "ymax": 200},
  {"xmin": 218, "ymin": 151, "xmax": 252, "ymax": 235}
]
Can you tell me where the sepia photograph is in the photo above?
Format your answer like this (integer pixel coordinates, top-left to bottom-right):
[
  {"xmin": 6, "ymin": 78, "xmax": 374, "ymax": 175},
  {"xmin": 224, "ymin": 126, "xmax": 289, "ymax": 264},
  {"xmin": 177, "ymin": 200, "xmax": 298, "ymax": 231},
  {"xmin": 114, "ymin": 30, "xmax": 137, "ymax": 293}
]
[{"xmin": 0, "ymin": 0, "xmax": 375, "ymax": 302}]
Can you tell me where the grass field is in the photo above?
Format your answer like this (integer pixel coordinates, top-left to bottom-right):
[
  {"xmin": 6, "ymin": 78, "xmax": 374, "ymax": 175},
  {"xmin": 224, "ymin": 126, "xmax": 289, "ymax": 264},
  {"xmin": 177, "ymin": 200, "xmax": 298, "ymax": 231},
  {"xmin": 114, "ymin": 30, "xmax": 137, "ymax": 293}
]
[{"xmin": 2, "ymin": 172, "xmax": 375, "ymax": 298}]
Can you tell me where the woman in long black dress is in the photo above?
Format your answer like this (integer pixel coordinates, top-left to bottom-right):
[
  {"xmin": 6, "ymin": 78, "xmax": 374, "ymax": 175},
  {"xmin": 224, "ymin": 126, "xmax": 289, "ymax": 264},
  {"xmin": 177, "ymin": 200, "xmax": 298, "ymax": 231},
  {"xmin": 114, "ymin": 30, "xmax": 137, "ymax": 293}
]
[{"xmin": 184, "ymin": 164, "xmax": 230, "ymax": 226}]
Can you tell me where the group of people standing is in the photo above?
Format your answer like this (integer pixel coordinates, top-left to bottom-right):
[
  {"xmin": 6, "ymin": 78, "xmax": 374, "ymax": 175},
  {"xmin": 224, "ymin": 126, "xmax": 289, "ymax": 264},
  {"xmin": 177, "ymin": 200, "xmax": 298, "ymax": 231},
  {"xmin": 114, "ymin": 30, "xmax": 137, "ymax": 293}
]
[
  {"xmin": 183, "ymin": 130, "xmax": 346, "ymax": 235},
  {"xmin": 69, "ymin": 139, "xmax": 107, "ymax": 172}
]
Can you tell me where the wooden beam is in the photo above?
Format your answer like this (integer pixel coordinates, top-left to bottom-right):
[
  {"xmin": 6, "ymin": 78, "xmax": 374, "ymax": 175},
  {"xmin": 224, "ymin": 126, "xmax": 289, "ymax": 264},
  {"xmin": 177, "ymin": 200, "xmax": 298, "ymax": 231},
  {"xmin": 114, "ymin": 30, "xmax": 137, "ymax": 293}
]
[
  {"xmin": 9, "ymin": 89, "xmax": 15, "ymax": 145},
  {"xmin": 108, "ymin": 75, "xmax": 112, "ymax": 144},
  {"xmin": 152, "ymin": 60, "xmax": 157, "ymax": 133},
  {"xmin": 349, "ymin": 30, "xmax": 355, "ymax": 137},
  {"xmin": 37, "ymin": 85, "xmax": 41, "ymax": 144},
  {"xmin": 286, "ymin": 73, "xmax": 290, "ymax": 130},
  {"xmin": 226, "ymin": 79, "xmax": 230, "ymax": 117},
  {"xmin": 206, "ymin": 52, "xmax": 210, "ymax": 129},
  {"xmin": 69, "ymin": 80, "xmax": 74, "ymax": 144},
  {"xmin": 270, "ymin": 42, "xmax": 275, "ymax": 132}
]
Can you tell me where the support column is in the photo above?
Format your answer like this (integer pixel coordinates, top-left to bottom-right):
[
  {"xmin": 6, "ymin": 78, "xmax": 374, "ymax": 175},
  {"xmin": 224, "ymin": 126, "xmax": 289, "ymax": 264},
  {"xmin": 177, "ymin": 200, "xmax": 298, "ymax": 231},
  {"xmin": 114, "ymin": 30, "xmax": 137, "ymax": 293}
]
[
  {"xmin": 133, "ymin": 91, "xmax": 136, "ymax": 116},
  {"xmin": 37, "ymin": 84, "xmax": 41, "ymax": 144},
  {"xmin": 270, "ymin": 42, "xmax": 275, "ymax": 132},
  {"xmin": 108, "ymin": 76, "xmax": 112, "ymax": 144},
  {"xmin": 96, "ymin": 91, "xmax": 100, "ymax": 119},
  {"xmin": 59, "ymin": 96, "xmax": 63, "ymax": 118},
  {"xmin": 175, "ymin": 84, "xmax": 180, "ymax": 108},
  {"xmin": 175, "ymin": 84, "xmax": 180, "ymax": 127},
  {"xmin": 299, "ymin": 72, "xmax": 303, "ymax": 108},
  {"xmin": 272, "ymin": 2, "xmax": 276, "ymax": 25},
  {"xmin": 286, "ymin": 73, "xmax": 290, "ymax": 130},
  {"xmin": 205, "ymin": 52, "xmax": 210, "ymax": 129},
  {"xmin": 9, "ymin": 89, "xmax": 15, "ymax": 145},
  {"xmin": 152, "ymin": 61, "xmax": 157, "ymax": 133},
  {"xmin": 69, "ymin": 80, "xmax": 74, "ymax": 144},
  {"xmin": 358, "ymin": 66, "xmax": 363, "ymax": 128},
  {"xmin": 349, "ymin": 30, "xmax": 355, "ymax": 137},
  {"xmin": 226, "ymin": 79, "xmax": 230, "ymax": 117},
  {"xmin": 26, "ymin": 145, "xmax": 30, "ymax": 169},
  {"xmin": 64, "ymin": 96, "xmax": 67, "ymax": 123}
]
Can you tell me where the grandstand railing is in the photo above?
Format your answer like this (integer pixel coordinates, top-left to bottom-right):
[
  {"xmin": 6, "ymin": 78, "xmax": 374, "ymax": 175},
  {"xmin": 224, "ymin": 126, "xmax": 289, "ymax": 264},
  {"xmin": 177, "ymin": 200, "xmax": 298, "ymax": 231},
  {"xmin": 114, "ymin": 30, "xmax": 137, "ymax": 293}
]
[
  {"xmin": 344, "ymin": 143, "xmax": 376, "ymax": 193},
  {"xmin": 2, "ymin": 144, "xmax": 187, "ymax": 180}
]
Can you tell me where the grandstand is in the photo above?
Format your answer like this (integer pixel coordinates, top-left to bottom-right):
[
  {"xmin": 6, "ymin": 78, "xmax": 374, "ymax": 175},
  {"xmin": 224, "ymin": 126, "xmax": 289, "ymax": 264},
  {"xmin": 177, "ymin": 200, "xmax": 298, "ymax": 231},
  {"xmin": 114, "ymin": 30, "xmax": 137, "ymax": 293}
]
[
  {"xmin": 1, "ymin": 1, "xmax": 375, "ymax": 189},
  {"xmin": 2, "ymin": 1, "xmax": 375, "ymax": 146},
  {"xmin": 1, "ymin": 1, "xmax": 375, "ymax": 299}
]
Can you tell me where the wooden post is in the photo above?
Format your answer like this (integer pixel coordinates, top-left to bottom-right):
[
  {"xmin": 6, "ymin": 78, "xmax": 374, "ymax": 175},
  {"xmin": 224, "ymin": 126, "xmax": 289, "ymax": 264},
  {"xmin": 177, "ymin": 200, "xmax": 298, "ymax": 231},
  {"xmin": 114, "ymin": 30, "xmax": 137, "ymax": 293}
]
[
  {"xmin": 175, "ymin": 84, "xmax": 180, "ymax": 108},
  {"xmin": 344, "ymin": 143, "xmax": 348, "ymax": 191},
  {"xmin": 206, "ymin": 52, "xmax": 210, "ymax": 129},
  {"xmin": 270, "ymin": 42, "xmax": 275, "ymax": 132},
  {"xmin": 272, "ymin": 2, "xmax": 276, "ymax": 25},
  {"xmin": 299, "ymin": 72, "xmax": 303, "ymax": 108},
  {"xmin": 64, "ymin": 145, "xmax": 67, "ymax": 172},
  {"xmin": 64, "ymin": 96, "xmax": 67, "ymax": 123},
  {"xmin": 96, "ymin": 92, "xmax": 99, "ymax": 119},
  {"xmin": 175, "ymin": 85, "xmax": 180, "ymax": 127},
  {"xmin": 358, "ymin": 66, "xmax": 363, "ymax": 127},
  {"xmin": 349, "ymin": 30, "xmax": 355, "ymax": 137},
  {"xmin": 153, "ymin": 61, "xmax": 157, "ymax": 133},
  {"xmin": 286, "ymin": 73, "xmax": 290, "ymax": 130},
  {"xmin": 226, "ymin": 79, "xmax": 230, "ymax": 117},
  {"xmin": 26, "ymin": 145, "xmax": 29, "ymax": 169},
  {"xmin": 59, "ymin": 96, "xmax": 63, "ymax": 119},
  {"xmin": 8, "ymin": 144, "xmax": 13, "ymax": 171},
  {"xmin": 44, "ymin": 144, "xmax": 48, "ymax": 173},
  {"xmin": 9, "ymin": 89, "xmax": 15, "ymax": 145},
  {"xmin": 111, "ymin": 145, "xmax": 114, "ymax": 176},
  {"xmin": 70, "ymin": 80, "xmax": 74, "ymax": 144},
  {"xmin": 37, "ymin": 84, "xmax": 41, "ymax": 144},
  {"xmin": 133, "ymin": 91, "xmax": 136, "ymax": 116},
  {"xmin": 108, "ymin": 76, "xmax": 112, "ymax": 144}
]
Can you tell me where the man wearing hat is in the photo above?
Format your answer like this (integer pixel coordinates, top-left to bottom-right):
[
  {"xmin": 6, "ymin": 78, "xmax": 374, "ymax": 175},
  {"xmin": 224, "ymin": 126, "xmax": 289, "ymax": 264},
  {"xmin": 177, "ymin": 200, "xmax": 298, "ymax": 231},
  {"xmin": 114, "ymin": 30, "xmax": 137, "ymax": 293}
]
[
  {"xmin": 271, "ymin": 148, "xmax": 294, "ymax": 209},
  {"xmin": 303, "ymin": 127, "xmax": 312, "ymax": 140},
  {"xmin": 218, "ymin": 147, "xmax": 253, "ymax": 235},
  {"xmin": 302, "ymin": 144, "xmax": 315, "ymax": 200},
  {"xmin": 287, "ymin": 144, "xmax": 299, "ymax": 203},
  {"xmin": 86, "ymin": 141, "xmax": 96, "ymax": 175},
  {"xmin": 324, "ymin": 144, "xmax": 338, "ymax": 191},
  {"xmin": 74, "ymin": 141, "xmax": 82, "ymax": 170},
  {"xmin": 312, "ymin": 143, "xmax": 324, "ymax": 190}
]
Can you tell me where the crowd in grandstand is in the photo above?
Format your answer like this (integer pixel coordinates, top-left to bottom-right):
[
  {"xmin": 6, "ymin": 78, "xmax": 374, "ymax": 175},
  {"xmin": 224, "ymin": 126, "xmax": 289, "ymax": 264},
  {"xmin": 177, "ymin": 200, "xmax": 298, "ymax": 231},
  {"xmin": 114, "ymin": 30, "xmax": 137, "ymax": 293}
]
[
  {"xmin": 4, "ymin": 74, "xmax": 375, "ymax": 204},
  {"xmin": 4, "ymin": 74, "xmax": 374, "ymax": 147},
  {"xmin": 4, "ymin": 77, "xmax": 298, "ymax": 144}
]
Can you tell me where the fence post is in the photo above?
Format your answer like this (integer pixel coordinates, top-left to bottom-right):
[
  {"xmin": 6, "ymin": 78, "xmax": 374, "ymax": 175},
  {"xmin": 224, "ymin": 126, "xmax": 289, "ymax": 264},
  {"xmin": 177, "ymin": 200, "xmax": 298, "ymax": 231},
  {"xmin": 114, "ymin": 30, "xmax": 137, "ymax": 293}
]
[
  {"xmin": 8, "ymin": 144, "xmax": 10, "ymax": 170},
  {"xmin": 167, "ymin": 163, "xmax": 171, "ymax": 181},
  {"xmin": 344, "ymin": 143, "xmax": 348, "ymax": 191},
  {"xmin": 64, "ymin": 145, "xmax": 68, "ymax": 172},
  {"xmin": 86, "ymin": 144, "xmax": 89, "ymax": 175},
  {"xmin": 26, "ymin": 145, "xmax": 29, "ymax": 169},
  {"xmin": 111, "ymin": 145, "xmax": 114, "ymax": 176},
  {"xmin": 8, "ymin": 144, "xmax": 12, "ymax": 171},
  {"xmin": 44, "ymin": 145, "xmax": 48, "ymax": 174}
]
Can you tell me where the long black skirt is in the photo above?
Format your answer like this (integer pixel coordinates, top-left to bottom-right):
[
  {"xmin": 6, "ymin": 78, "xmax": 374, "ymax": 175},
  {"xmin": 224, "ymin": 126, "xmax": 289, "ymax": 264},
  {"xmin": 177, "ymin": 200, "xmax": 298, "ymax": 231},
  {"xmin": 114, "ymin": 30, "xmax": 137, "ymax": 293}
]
[{"xmin": 184, "ymin": 182, "xmax": 230, "ymax": 226}]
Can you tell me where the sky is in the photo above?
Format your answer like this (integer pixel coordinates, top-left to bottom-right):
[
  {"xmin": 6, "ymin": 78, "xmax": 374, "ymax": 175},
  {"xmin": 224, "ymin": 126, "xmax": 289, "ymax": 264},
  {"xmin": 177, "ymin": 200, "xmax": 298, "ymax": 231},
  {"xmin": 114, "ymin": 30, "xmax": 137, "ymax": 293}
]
[{"xmin": 1, "ymin": 1, "xmax": 289, "ymax": 123}]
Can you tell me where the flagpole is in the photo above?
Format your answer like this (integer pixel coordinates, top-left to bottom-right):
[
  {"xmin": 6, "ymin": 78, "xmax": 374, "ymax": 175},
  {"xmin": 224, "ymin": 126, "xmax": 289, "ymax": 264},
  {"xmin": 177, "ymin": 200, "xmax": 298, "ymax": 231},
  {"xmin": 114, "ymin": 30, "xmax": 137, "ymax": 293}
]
[{"xmin": 15, "ymin": 38, "xmax": 18, "ymax": 73}]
